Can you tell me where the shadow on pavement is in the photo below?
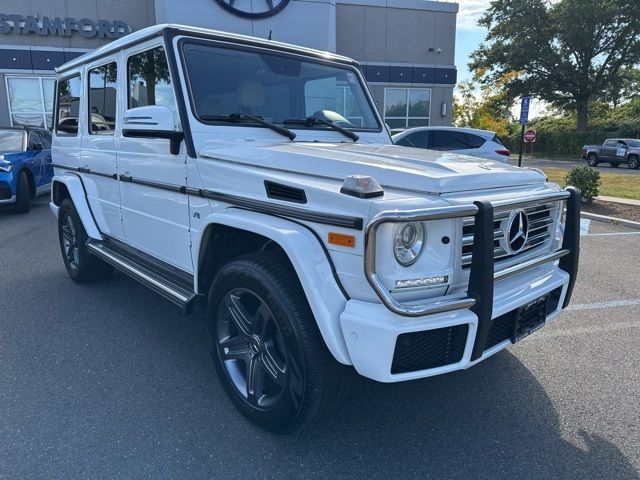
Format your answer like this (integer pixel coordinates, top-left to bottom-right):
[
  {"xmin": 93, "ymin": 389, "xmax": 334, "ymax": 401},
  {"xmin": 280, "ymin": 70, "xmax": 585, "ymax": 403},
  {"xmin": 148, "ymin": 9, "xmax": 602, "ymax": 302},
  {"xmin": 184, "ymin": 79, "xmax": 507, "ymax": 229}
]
[{"xmin": 278, "ymin": 350, "xmax": 639, "ymax": 479}]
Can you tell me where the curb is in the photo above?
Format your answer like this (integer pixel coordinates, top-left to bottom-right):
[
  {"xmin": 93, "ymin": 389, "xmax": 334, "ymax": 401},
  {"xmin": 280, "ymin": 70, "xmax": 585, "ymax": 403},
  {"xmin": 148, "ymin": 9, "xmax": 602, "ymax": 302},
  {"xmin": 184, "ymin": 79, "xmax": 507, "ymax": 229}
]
[{"xmin": 581, "ymin": 211, "xmax": 640, "ymax": 230}]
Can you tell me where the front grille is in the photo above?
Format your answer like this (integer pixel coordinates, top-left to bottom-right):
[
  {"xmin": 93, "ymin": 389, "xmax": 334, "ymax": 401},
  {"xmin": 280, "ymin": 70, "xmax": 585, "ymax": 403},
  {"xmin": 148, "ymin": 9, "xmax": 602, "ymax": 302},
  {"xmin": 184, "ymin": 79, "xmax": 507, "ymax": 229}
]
[
  {"xmin": 484, "ymin": 286, "xmax": 563, "ymax": 350},
  {"xmin": 391, "ymin": 324, "xmax": 468, "ymax": 374},
  {"xmin": 462, "ymin": 202, "xmax": 558, "ymax": 268},
  {"xmin": 0, "ymin": 181, "xmax": 12, "ymax": 200}
]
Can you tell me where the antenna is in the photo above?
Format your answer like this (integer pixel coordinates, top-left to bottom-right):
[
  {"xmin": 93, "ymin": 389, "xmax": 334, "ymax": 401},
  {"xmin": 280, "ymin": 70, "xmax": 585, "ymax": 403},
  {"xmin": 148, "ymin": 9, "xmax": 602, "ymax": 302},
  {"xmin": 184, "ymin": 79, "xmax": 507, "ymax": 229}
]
[{"xmin": 268, "ymin": 29, "xmax": 272, "ymax": 40}]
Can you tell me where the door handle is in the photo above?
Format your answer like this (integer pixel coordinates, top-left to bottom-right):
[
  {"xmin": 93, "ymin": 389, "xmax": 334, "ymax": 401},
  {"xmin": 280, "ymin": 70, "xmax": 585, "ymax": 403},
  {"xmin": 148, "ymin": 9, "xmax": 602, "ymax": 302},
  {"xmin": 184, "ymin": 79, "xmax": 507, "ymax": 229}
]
[{"xmin": 120, "ymin": 174, "xmax": 133, "ymax": 182}]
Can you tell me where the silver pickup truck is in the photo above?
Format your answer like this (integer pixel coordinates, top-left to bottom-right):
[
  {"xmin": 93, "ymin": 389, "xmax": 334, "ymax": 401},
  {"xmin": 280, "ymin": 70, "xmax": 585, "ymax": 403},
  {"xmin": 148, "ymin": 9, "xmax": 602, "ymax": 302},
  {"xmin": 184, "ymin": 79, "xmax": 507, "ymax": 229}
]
[{"xmin": 582, "ymin": 138, "xmax": 640, "ymax": 169}]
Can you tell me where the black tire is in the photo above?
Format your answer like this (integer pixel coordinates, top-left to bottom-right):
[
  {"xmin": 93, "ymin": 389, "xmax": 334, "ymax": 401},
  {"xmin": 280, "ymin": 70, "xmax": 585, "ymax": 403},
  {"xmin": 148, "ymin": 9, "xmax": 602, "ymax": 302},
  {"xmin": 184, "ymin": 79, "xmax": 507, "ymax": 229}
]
[
  {"xmin": 13, "ymin": 170, "xmax": 31, "ymax": 214},
  {"xmin": 586, "ymin": 154, "xmax": 599, "ymax": 167},
  {"xmin": 208, "ymin": 251, "xmax": 348, "ymax": 434},
  {"xmin": 58, "ymin": 198, "xmax": 114, "ymax": 283},
  {"xmin": 610, "ymin": 162, "xmax": 619, "ymax": 168},
  {"xmin": 628, "ymin": 156, "xmax": 640, "ymax": 170}
]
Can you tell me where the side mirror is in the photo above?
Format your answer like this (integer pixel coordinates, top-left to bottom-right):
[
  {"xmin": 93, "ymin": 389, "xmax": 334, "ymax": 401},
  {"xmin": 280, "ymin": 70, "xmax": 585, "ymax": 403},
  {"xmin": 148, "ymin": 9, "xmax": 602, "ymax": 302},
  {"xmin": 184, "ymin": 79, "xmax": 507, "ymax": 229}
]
[{"xmin": 122, "ymin": 105, "xmax": 184, "ymax": 155}]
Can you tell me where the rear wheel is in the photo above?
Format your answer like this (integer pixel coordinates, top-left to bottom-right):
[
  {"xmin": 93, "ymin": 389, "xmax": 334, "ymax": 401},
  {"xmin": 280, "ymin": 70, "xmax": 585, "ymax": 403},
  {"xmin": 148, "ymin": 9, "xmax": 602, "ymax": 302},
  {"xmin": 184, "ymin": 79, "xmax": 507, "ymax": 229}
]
[
  {"xmin": 13, "ymin": 171, "xmax": 31, "ymax": 214},
  {"xmin": 208, "ymin": 252, "xmax": 348, "ymax": 434},
  {"xmin": 58, "ymin": 199, "xmax": 114, "ymax": 283},
  {"xmin": 586, "ymin": 154, "xmax": 599, "ymax": 167},
  {"xmin": 628, "ymin": 156, "xmax": 639, "ymax": 170}
]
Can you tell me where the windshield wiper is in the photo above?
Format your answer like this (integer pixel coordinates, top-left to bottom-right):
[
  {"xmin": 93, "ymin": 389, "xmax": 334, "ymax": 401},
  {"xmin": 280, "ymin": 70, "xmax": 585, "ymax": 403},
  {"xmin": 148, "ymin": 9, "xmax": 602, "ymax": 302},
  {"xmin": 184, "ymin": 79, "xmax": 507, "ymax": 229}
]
[
  {"xmin": 283, "ymin": 117, "xmax": 359, "ymax": 142},
  {"xmin": 200, "ymin": 113, "xmax": 296, "ymax": 141}
]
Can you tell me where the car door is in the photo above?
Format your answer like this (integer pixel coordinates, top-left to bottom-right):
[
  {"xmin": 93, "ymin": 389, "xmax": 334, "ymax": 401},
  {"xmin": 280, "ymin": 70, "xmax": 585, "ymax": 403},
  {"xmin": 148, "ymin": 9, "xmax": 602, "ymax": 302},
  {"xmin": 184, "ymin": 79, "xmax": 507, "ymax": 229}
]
[
  {"xmin": 26, "ymin": 130, "xmax": 51, "ymax": 192},
  {"xmin": 117, "ymin": 42, "xmax": 192, "ymax": 272},
  {"xmin": 81, "ymin": 59, "xmax": 125, "ymax": 240},
  {"xmin": 38, "ymin": 130, "xmax": 54, "ymax": 185},
  {"xmin": 601, "ymin": 140, "xmax": 617, "ymax": 160}
]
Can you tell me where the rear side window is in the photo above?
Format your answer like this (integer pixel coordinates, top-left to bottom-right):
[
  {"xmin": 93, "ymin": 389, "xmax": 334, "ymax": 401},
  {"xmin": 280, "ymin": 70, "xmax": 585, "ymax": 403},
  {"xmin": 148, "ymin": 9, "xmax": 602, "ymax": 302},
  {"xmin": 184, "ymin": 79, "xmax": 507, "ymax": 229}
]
[
  {"xmin": 465, "ymin": 133, "xmax": 486, "ymax": 148},
  {"xmin": 56, "ymin": 76, "xmax": 82, "ymax": 136},
  {"xmin": 491, "ymin": 134, "xmax": 504, "ymax": 146},
  {"xmin": 88, "ymin": 62, "xmax": 117, "ymax": 135},
  {"xmin": 428, "ymin": 130, "xmax": 469, "ymax": 150},
  {"xmin": 127, "ymin": 47, "xmax": 178, "ymax": 120},
  {"xmin": 397, "ymin": 131, "xmax": 428, "ymax": 148}
]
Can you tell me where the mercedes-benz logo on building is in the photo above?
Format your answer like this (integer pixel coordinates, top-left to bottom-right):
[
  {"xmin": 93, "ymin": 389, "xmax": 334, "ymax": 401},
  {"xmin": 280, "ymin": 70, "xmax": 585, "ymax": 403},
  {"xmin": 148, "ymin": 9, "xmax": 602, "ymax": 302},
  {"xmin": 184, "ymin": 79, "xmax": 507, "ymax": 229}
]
[
  {"xmin": 215, "ymin": 0, "xmax": 291, "ymax": 18},
  {"xmin": 505, "ymin": 209, "xmax": 529, "ymax": 254}
]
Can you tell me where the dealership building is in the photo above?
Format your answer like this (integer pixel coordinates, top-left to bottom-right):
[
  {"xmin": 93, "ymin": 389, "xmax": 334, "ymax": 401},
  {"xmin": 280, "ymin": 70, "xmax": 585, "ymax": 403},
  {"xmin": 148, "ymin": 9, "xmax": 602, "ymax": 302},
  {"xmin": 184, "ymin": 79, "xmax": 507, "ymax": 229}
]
[{"xmin": 0, "ymin": 0, "xmax": 458, "ymax": 130}]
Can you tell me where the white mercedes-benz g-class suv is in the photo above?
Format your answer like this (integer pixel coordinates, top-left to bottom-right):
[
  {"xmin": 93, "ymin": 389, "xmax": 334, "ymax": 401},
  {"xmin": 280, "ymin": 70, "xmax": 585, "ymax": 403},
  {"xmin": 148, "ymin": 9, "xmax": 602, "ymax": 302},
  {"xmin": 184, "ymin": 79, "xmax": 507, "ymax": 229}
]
[{"xmin": 50, "ymin": 24, "xmax": 580, "ymax": 433}]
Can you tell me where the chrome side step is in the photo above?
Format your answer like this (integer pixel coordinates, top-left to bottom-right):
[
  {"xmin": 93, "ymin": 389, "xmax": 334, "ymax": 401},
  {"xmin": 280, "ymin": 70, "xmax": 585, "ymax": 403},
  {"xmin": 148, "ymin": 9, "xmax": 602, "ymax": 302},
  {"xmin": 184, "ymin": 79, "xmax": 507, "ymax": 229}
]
[{"xmin": 87, "ymin": 240, "xmax": 197, "ymax": 311}]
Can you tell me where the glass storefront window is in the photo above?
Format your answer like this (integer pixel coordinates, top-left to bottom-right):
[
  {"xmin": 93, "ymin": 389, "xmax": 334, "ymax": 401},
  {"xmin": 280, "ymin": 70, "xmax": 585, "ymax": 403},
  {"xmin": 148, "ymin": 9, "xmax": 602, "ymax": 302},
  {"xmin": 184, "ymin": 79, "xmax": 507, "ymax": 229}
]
[
  {"xmin": 383, "ymin": 87, "xmax": 431, "ymax": 129},
  {"xmin": 5, "ymin": 76, "xmax": 56, "ymax": 128}
]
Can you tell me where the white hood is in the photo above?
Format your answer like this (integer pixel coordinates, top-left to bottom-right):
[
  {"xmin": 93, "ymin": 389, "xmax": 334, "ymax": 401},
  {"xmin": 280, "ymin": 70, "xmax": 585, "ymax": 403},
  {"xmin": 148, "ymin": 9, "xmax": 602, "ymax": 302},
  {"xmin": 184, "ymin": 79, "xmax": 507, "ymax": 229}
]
[{"xmin": 199, "ymin": 141, "xmax": 546, "ymax": 194}]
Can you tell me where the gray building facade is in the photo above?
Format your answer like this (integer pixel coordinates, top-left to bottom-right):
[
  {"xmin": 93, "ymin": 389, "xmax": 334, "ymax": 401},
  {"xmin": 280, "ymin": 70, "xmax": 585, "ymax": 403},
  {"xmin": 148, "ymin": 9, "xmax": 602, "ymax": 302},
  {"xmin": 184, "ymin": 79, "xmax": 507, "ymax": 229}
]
[{"xmin": 0, "ymin": 0, "xmax": 457, "ymax": 130}]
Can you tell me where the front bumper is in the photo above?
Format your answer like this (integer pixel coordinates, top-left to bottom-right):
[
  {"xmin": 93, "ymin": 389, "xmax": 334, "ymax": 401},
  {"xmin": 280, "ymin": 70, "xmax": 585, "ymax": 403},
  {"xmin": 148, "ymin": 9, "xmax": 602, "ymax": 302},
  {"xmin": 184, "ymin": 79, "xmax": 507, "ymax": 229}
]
[
  {"xmin": 340, "ymin": 264, "xmax": 569, "ymax": 382},
  {"xmin": 341, "ymin": 187, "xmax": 580, "ymax": 382},
  {"xmin": 0, "ymin": 178, "xmax": 15, "ymax": 204}
]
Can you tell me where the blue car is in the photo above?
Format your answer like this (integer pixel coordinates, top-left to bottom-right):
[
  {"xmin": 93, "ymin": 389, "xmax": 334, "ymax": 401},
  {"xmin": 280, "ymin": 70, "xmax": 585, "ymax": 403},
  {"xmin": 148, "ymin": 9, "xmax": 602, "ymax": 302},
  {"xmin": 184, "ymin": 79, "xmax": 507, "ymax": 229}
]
[{"xmin": 0, "ymin": 126, "xmax": 53, "ymax": 213}]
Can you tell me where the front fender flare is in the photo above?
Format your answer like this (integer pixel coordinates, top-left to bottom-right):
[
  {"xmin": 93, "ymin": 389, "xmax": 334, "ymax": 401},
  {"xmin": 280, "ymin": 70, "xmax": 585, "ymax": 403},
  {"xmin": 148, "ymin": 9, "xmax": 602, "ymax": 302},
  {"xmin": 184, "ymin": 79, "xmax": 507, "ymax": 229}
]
[
  {"xmin": 51, "ymin": 174, "xmax": 102, "ymax": 240},
  {"xmin": 196, "ymin": 209, "xmax": 352, "ymax": 365}
]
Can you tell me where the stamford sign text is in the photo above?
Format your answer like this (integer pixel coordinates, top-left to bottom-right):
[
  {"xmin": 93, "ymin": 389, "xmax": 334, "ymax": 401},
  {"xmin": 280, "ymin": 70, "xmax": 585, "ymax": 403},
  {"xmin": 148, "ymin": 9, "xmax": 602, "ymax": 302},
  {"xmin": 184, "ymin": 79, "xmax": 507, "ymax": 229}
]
[{"xmin": 0, "ymin": 14, "xmax": 131, "ymax": 38}]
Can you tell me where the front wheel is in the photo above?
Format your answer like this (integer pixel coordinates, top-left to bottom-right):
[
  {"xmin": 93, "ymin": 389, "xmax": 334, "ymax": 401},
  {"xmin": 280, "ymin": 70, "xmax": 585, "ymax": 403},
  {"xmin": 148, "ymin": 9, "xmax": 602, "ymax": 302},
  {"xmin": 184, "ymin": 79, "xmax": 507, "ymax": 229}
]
[
  {"xmin": 586, "ymin": 154, "xmax": 599, "ymax": 167},
  {"xmin": 628, "ymin": 156, "xmax": 640, "ymax": 170},
  {"xmin": 13, "ymin": 171, "xmax": 31, "ymax": 214},
  {"xmin": 58, "ymin": 199, "xmax": 114, "ymax": 283},
  {"xmin": 208, "ymin": 252, "xmax": 348, "ymax": 434}
]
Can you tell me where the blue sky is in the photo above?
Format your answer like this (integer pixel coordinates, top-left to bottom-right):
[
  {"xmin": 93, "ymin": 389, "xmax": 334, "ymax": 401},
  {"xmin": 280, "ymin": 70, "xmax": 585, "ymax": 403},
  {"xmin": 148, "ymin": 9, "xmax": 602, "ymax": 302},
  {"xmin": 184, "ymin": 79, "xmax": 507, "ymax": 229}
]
[{"xmin": 454, "ymin": 0, "xmax": 490, "ymax": 83}]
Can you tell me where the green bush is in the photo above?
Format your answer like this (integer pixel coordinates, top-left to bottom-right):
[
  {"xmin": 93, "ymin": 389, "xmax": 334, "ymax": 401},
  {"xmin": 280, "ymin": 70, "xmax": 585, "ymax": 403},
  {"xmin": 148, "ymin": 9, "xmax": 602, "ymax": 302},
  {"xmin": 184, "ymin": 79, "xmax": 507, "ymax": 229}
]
[{"xmin": 565, "ymin": 166, "xmax": 601, "ymax": 203}]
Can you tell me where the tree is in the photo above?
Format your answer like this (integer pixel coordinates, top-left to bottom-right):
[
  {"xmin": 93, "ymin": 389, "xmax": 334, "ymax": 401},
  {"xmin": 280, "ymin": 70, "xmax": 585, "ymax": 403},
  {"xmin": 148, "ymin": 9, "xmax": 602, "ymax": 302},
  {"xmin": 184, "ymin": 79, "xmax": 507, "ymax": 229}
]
[
  {"xmin": 470, "ymin": 0, "xmax": 640, "ymax": 132},
  {"xmin": 452, "ymin": 72, "xmax": 516, "ymax": 137}
]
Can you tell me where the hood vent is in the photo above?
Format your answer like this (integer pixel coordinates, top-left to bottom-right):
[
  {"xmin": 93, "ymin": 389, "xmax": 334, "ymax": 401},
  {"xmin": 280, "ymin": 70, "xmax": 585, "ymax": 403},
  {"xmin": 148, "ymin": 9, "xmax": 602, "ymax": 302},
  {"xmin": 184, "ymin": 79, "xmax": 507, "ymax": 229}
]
[{"xmin": 264, "ymin": 181, "xmax": 307, "ymax": 204}]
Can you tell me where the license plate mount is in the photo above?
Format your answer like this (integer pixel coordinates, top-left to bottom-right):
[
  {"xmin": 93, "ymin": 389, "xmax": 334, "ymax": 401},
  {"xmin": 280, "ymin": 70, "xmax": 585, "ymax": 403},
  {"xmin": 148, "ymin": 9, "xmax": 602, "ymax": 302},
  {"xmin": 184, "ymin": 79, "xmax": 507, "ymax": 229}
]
[{"xmin": 511, "ymin": 293, "xmax": 550, "ymax": 343}]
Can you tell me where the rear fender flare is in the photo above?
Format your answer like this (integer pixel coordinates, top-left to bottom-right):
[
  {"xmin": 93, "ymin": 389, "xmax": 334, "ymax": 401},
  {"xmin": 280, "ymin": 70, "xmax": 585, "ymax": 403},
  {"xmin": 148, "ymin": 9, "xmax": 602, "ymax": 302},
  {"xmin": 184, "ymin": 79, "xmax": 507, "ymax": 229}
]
[{"xmin": 51, "ymin": 174, "xmax": 102, "ymax": 240}]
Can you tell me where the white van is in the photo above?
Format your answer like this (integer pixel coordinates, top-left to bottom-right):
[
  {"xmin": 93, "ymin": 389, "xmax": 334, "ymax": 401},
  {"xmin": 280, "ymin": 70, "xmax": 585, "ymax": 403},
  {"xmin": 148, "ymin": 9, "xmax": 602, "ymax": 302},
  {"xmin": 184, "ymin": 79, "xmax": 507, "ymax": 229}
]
[{"xmin": 50, "ymin": 24, "xmax": 580, "ymax": 433}]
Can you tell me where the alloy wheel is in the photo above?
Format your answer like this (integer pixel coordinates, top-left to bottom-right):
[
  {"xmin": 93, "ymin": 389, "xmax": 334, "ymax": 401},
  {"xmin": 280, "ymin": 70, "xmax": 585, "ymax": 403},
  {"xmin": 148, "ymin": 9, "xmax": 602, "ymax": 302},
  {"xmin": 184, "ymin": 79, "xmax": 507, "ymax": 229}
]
[
  {"xmin": 216, "ymin": 288, "xmax": 296, "ymax": 409},
  {"xmin": 61, "ymin": 213, "xmax": 80, "ymax": 271}
]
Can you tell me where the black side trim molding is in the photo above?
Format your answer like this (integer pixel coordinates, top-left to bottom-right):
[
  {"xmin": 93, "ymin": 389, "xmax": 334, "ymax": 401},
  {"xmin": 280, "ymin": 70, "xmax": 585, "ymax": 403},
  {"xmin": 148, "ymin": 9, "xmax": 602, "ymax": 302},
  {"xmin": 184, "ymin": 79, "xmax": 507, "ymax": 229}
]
[
  {"xmin": 52, "ymin": 164, "xmax": 363, "ymax": 230},
  {"xmin": 194, "ymin": 188, "xmax": 363, "ymax": 230}
]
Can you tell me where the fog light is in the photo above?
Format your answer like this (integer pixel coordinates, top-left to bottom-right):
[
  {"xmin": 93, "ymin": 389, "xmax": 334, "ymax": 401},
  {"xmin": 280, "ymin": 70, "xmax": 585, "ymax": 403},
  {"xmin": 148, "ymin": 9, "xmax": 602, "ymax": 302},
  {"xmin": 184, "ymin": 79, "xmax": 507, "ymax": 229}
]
[{"xmin": 395, "ymin": 275, "xmax": 449, "ymax": 289}]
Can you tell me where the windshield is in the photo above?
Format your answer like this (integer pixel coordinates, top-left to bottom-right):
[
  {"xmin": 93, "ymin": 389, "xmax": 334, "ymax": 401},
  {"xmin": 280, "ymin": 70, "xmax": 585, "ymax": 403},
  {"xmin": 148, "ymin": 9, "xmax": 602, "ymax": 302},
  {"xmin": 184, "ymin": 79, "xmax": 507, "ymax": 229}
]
[
  {"xmin": 0, "ymin": 130, "xmax": 24, "ymax": 152},
  {"xmin": 627, "ymin": 139, "xmax": 640, "ymax": 147},
  {"xmin": 182, "ymin": 42, "xmax": 380, "ymax": 131}
]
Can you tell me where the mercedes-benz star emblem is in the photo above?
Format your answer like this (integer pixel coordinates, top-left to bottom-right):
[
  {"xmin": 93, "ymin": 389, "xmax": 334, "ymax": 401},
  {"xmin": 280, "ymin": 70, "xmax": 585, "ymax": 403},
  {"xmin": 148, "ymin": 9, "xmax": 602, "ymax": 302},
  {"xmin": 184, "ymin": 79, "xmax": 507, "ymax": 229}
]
[
  {"xmin": 215, "ymin": 0, "xmax": 291, "ymax": 19},
  {"xmin": 506, "ymin": 209, "xmax": 529, "ymax": 254}
]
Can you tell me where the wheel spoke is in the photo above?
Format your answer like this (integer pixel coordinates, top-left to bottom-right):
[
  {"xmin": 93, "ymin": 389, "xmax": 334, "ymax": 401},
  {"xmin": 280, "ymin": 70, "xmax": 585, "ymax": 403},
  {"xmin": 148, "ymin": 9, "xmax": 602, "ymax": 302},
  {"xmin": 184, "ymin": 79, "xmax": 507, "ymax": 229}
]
[
  {"xmin": 227, "ymin": 294, "xmax": 254, "ymax": 337},
  {"xmin": 220, "ymin": 336, "xmax": 250, "ymax": 361},
  {"xmin": 261, "ymin": 348, "xmax": 287, "ymax": 387},
  {"xmin": 66, "ymin": 244, "xmax": 76, "ymax": 262},
  {"xmin": 246, "ymin": 356, "xmax": 265, "ymax": 404},
  {"xmin": 62, "ymin": 225, "xmax": 73, "ymax": 242}
]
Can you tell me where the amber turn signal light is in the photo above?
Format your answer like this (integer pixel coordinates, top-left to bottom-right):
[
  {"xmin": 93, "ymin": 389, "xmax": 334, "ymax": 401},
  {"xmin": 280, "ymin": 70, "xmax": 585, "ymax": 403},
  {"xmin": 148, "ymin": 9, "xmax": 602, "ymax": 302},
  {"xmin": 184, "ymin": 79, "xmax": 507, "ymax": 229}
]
[{"xmin": 328, "ymin": 232, "xmax": 356, "ymax": 248}]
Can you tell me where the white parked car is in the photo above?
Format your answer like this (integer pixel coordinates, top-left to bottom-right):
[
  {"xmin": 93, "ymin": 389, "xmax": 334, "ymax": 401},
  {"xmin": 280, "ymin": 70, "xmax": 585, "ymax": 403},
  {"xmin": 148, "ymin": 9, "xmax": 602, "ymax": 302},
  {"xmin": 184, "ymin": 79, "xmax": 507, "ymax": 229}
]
[
  {"xmin": 392, "ymin": 126, "xmax": 511, "ymax": 162},
  {"xmin": 50, "ymin": 24, "xmax": 580, "ymax": 433}
]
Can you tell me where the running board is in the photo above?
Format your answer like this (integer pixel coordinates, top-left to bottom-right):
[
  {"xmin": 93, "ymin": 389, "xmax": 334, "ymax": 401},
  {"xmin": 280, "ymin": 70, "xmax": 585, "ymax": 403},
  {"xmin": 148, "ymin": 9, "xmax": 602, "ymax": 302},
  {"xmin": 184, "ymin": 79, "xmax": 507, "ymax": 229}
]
[{"xmin": 86, "ymin": 240, "xmax": 197, "ymax": 312}]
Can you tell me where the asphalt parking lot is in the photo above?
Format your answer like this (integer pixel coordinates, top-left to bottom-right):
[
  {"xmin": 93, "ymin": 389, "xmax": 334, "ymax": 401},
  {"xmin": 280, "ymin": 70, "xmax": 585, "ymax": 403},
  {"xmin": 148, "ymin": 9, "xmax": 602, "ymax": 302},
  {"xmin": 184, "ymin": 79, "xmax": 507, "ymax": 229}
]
[{"xmin": 1, "ymin": 198, "xmax": 639, "ymax": 480}]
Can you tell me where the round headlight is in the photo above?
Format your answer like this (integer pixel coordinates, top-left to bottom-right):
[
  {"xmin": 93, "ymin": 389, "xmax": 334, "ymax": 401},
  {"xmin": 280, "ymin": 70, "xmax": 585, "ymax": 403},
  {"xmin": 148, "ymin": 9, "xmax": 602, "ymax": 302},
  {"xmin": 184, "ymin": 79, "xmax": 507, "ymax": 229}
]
[{"xmin": 393, "ymin": 222, "xmax": 425, "ymax": 266}]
